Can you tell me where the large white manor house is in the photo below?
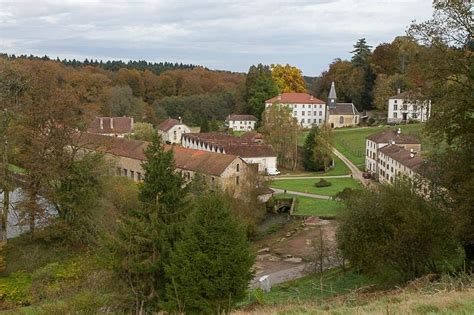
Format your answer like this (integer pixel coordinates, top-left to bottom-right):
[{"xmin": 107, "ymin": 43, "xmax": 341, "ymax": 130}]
[
  {"xmin": 387, "ymin": 90, "xmax": 431, "ymax": 123},
  {"xmin": 264, "ymin": 82, "xmax": 359, "ymax": 129}
]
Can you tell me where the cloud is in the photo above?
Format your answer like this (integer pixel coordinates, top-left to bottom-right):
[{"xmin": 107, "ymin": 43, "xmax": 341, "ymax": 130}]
[{"xmin": 0, "ymin": 0, "xmax": 433, "ymax": 75}]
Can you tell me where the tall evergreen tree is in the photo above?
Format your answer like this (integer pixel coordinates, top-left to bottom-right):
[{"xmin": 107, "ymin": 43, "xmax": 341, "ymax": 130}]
[
  {"xmin": 303, "ymin": 127, "xmax": 318, "ymax": 171},
  {"xmin": 164, "ymin": 193, "xmax": 254, "ymax": 314},
  {"xmin": 245, "ymin": 64, "xmax": 279, "ymax": 120},
  {"xmin": 110, "ymin": 134, "xmax": 189, "ymax": 312},
  {"xmin": 351, "ymin": 38, "xmax": 376, "ymax": 110}
]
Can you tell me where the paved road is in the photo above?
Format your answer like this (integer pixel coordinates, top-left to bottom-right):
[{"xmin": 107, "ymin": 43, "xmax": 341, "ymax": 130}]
[
  {"xmin": 331, "ymin": 146, "xmax": 370, "ymax": 187},
  {"xmin": 272, "ymin": 188, "xmax": 332, "ymax": 200},
  {"xmin": 273, "ymin": 174, "xmax": 351, "ymax": 180}
]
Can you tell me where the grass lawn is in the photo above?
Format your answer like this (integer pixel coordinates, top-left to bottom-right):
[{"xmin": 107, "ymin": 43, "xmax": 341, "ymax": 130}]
[
  {"xmin": 332, "ymin": 124, "xmax": 433, "ymax": 168},
  {"xmin": 275, "ymin": 194, "xmax": 344, "ymax": 217},
  {"xmin": 271, "ymin": 178, "xmax": 361, "ymax": 196},
  {"xmin": 241, "ymin": 268, "xmax": 383, "ymax": 307},
  {"xmin": 299, "ymin": 124, "xmax": 436, "ymax": 169},
  {"xmin": 280, "ymin": 154, "xmax": 350, "ymax": 177}
]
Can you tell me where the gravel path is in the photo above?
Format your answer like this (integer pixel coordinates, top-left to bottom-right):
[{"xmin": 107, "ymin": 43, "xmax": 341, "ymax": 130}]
[{"xmin": 272, "ymin": 188, "xmax": 332, "ymax": 200}]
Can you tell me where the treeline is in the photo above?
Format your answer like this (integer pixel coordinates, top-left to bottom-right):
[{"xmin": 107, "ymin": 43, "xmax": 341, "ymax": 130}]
[
  {"xmin": 0, "ymin": 53, "xmax": 199, "ymax": 75},
  {"xmin": 0, "ymin": 55, "xmax": 246, "ymax": 126},
  {"xmin": 311, "ymin": 36, "xmax": 432, "ymax": 111}
]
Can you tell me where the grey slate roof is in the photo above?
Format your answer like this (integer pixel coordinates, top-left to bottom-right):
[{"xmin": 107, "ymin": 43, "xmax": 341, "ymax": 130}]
[
  {"xmin": 328, "ymin": 81, "xmax": 337, "ymax": 99},
  {"xmin": 328, "ymin": 103, "xmax": 359, "ymax": 116}
]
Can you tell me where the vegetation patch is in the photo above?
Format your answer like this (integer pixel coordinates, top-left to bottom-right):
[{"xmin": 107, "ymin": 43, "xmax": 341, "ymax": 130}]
[
  {"xmin": 271, "ymin": 178, "xmax": 361, "ymax": 196},
  {"xmin": 315, "ymin": 178, "xmax": 332, "ymax": 187}
]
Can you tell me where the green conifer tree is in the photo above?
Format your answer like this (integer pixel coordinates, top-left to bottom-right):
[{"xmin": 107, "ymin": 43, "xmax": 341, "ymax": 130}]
[
  {"xmin": 303, "ymin": 126, "xmax": 318, "ymax": 171},
  {"xmin": 110, "ymin": 134, "xmax": 189, "ymax": 312},
  {"xmin": 164, "ymin": 193, "xmax": 254, "ymax": 314}
]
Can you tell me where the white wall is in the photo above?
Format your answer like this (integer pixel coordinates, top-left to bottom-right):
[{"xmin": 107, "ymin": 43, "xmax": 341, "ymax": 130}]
[
  {"xmin": 159, "ymin": 124, "xmax": 191, "ymax": 144},
  {"xmin": 243, "ymin": 156, "xmax": 277, "ymax": 173},
  {"xmin": 228, "ymin": 120, "xmax": 256, "ymax": 131},
  {"xmin": 265, "ymin": 103, "xmax": 326, "ymax": 128},
  {"xmin": 387, "ymin": 99, "xmax": 431, "ymax": 123}
]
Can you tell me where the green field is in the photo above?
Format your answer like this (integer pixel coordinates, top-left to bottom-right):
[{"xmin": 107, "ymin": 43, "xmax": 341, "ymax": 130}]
[
  {"xmin": 299, "ymin": 124, "xmax": 433, "ymax": 169},
  {"xmin": 275, "ymin": 194, "xmax": 344, "ymax": 217},
  {"xmin": 271, "ymin": 178, "xmax": 361, "ymax": 196}
]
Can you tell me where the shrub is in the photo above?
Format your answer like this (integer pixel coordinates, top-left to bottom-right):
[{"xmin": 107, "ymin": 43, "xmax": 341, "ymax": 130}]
[
  {"xmin": 315, "ymin": 179, "xmax": 332, "ymax": 187},
  {"xmin": 337, "ymin": 180, "xmax": 462, "ymax": 281}
]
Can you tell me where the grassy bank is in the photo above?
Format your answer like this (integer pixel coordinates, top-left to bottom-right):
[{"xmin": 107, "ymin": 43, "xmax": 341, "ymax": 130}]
[{"xmin": 271, "ymin": 178, "xmax": 361, "ymax": 197}]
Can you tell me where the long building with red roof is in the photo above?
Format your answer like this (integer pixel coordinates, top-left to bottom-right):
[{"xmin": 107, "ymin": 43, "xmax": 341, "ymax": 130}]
[{"xmin": 76, "ymin": 133, "xmax": 250, "ymax": 194}]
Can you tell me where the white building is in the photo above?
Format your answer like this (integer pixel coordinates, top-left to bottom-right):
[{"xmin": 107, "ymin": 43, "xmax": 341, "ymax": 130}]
[
  {"xmin": 365, "ymin": 129, "xmax": 422, "ymax": 181},
  {"xmin": 387, "ymin": 90, "xmax": 431, "ymax": 124},
  {"xmin": 157, "ymin": 118, "xmax": 191, "ymax": 144},
  {"xmin": 377, "ymin": 144, "xmax": 423, "ymax": 184},
  {"xmin": 264, "ymin": 93, "xmax": 326, "ymax": 129},
  {"xmin": 226, "ymin": 114, "xmax": 257, "ymax": 131},
  {"xmin": 181, "ymin": 133, "xmax": 278, "ymax": 175}
]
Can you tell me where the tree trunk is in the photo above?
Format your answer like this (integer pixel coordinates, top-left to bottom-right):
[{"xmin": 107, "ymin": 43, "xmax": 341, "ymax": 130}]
[{"xmin": 1, "ymin": 188, "xmax": 8, "ymax": 241}]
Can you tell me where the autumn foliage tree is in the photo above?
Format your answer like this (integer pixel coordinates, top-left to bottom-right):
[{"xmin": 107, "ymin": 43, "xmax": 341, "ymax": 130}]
[
  {"xmin": 271, "ymin": 64, "xmax": 307, "ymax": 93},
  {"xmin": 261, "ymin": 104, "xmax": 300, "ymax": 170}
]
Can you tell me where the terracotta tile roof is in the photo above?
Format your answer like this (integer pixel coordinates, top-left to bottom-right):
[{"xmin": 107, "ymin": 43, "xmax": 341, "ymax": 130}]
[
  {"xmin": 157, "ymin": 118, "xmax": 181, "ymax": 132},
  {"xmin": 87, "ymin": 117, "xmax": 133, "ymax": 135},
  {"xmin": 182, "ymin": 133, "xmax": 276, "ymax": 158},
  {"xmin": 379, "ymin": 144, "xmax": 424, "ymax": 171},
  {"xmin": 76, "ymin": 133, "xmax": 239, "ymax": 176},
  {"xmin": 367, "ymin": 129, "xmax": 420, "ymax": 144},
  {"xmin": 388, "ymin": 91, "xmax": 423, "ymax": 100},
  {"xmin": 328, "ymin": 103, "xmax": 360, "ymax": 115},
  {"xmin": 226, "ymin": 114, "xmax": 257, "ymax": 121},
  {"xmin": 265, "ymin": 92, "xmax": 325, "ymax": 104},
  {"xmin": 240, "ymin": 132, "xmax": 264, "ymax": 142},
  {"xmin": 172, "ymin": 146, "xmax": 240, "ymax": 176}
]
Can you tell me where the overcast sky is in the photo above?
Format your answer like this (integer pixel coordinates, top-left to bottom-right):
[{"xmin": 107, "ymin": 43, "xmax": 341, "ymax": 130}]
[{"xmin": 0, "ymin": 0, "xmax": 433, "ymax": 76}]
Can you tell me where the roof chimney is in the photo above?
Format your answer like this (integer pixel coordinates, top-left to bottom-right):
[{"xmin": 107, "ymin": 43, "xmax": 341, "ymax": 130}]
[
  {"xmin": 410, "ymin": 148, "xmax": 414, "ymax": 153},
  {"xmin": 179, "ymin": 116, "xmax": 182, "ymax": 123},
  {"xmin": 110, "ymin": 117, "xmax": 114, "ymax": 129},
  {"xmin": 410, "ymin": 153, "xmax": 415, "ymax": 158},
  {"xmin": 99, "ymin": 117, "xmax": 103, "ymax": 130},
  {"xmin": 310, "ymin": 95, "xmax": 314, "ymax": 100},
  {"xmin": 397, "ymin": 87, "xmax": 401, "ymax": 94}
]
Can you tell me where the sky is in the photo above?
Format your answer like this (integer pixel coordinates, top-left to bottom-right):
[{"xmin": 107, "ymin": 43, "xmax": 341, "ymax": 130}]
[{"xmin": 0, "ymin": 0, "xmax": 434, "ymax": 76}]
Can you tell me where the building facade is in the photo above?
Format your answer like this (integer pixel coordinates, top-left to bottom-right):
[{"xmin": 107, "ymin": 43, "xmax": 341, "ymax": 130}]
[
  {"xmin": 365, "ymin": 129, "xmax": 422, "ymax": 181},
  {"xmin": 326, "ymin": 82, "xmax": 360, "ymax": 128},
  {"xmin": 157, "ymin": 118, "xmax": 191, "ymax": 144},
  {"xmin": 77, "ymin": 133, "xmax": 250, "ymax": 195},
  {"xmin": 226, "ymin": 114, "xmax": 257, "ymax": 131},
  {"xmin": 387, "ymin": 91, "xmax": 431, "ymax": 124},
  {"xmin": 264, "ymin": 93, "xmax": 326, "ymax": 128},
  {"xmin": 377, "ymin": 144, "xmax": 423, "ymax": 184},
  {"xmin": 181, "ymin": 132, "xmax": 278, "ymax": 175},
  {"xmin": 87, "ymin": 117, "xmax": 134, "ymax": 137}
]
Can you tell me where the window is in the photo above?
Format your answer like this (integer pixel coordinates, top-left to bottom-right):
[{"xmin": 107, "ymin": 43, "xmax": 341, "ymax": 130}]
[
  {"xmin": 313, "ymin": 119, "xmax": 316, "ymax": 123},
  {"xmin": 123, "ymin": 169, "xmax": 128, "ymax": 176},
  {"xmin": 173, "ymin": 130, "xmax": 177, "ymax": 140},
  {"xmin": 293, "ymin": 111, "xmax": 297, "ymax": 116},
  {"xmin": 319, "ymin": 119, "xmax": 322, "ymax": 123},
  {"xmin": 394, "ymin": 105, "xmax": 398, "ymax": 110},
  {"xmin": 302, "ymin": 104, "xmax": 305, "ymax": 108},
  {"xmin": 339, "ymin": 116, "xmax": 344, "ymax": 124},
  {"xmin": 302, "ymin": 111, "xmax": 305, "ymax": 116},
  {"xmin": 236, "ymin": 163, "xmax": 240, "ymax": 172},
  {"xmin": 319, "ymin": 111, "xmax": 322, "ymax": 116},
  {"xmin": 367, "ymin": 149, "xmax": 369, "ymax": 156},
  {"xmin": 314, "ymin": 111, "xmax": 317, "ymax": 115},
  {"xmin": 130, "ymin": 170, "xmax": 135, "ymax": 180},
  {"xmin": 137, "ymin": 172, "xmax": 142, "ymax": 181},
  {"xmin": 403, "ymin": 105, "xmax": 407, "ymax": 110},
  {"xmin": 355, "ymin": 116, "xmax": 358, "ymax": 124},
  {"xmin": 412, "ymin": 113, "xmax": 418, "ymax": 119},
  {"xmin": 413, "ymin": 105, "xmax": 418, "ymax": 111},
  {"xmin": 236, "ymin": 176, "xmax": 240, "ymax": 185},
  {"xmin": 394, "ymin": 100, "xmax": 398, "ymax": 103},
  {"xmin": 394, "ymin": 112, "xmax": 397, "ymax": 118}
]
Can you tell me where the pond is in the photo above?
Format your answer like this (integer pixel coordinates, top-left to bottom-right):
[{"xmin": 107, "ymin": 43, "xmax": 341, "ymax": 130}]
[{"xmin": 0, "ymin": 189, "xmax": 56, "ymax": 239}]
